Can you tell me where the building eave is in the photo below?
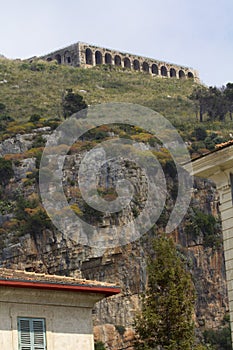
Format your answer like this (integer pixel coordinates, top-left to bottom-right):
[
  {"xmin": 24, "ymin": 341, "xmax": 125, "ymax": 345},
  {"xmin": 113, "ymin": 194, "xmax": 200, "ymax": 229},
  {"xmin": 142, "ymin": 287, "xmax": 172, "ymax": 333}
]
[
  {"xmin": 0, "ymin": 279, "xmax": 121, "ymax": 296},
  {"xmin": 186, "ymin": 144, "xmax": 233, "ymax": 178}
]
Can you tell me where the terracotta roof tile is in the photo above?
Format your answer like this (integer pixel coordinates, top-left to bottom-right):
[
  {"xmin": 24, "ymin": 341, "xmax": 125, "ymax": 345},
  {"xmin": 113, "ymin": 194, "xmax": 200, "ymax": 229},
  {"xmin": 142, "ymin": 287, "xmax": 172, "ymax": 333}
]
[
  {"xmin": 0, "ymin": 268, "xmax": 120, "ymax": 294},
  {"xmin": 191, "ymin": 140, "xmax": 233, "ymax": 162},
  {"xmin": 215, "ymin": 140, "xmax": 233, "ymax": 149}
]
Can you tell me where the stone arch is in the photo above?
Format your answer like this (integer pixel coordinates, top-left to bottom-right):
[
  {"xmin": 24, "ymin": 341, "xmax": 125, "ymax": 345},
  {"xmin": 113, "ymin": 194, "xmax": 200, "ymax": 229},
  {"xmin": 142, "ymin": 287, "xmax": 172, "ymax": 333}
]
[
  {"xmin": 123, "ymin": 57, "xmax": 131, "ymax": 69},
  {"xmin": 133, "ymin": 59, "xmax": 140, "ymax": 71},
  {"xmin": 95, "ymin": 51, "xmax": 103, "ymax": 65},
  {"xmin": 179, "ymin": 70, "xmax": 185, "ymax": 79},
  {"xmin": 105, "ymin": 53, "xmax": 112, "ymax": 64},
  {"xmin": 152, "ymin": 64, "xmax": 158, "ymax": 75},
  {"xmin": 114, "ymin": 55, "xmax": 122, "ymax": 66},
  {"xmin": 85, "ymin": 48, "xmax": 93, "ymax": 65},
  {"xmin": 187, "ymin": 71, "xmax": 194, "ymax": 79},
  {"xmin": 55, "ymin": 54, "xmax": 62, "ymax": 64},
  {"xmin": 161, "ymin": 66, "xmax": 167, "ymax": 76},
  {"xmin": 142, "ymin": 62, "xmax": 149, "ymax": 73},
  {"xmin": 170, "ymin": 68, "xmax": 176, "ymax": 78},
  {"xmin": 64, "ymin": 51, "xmax": 72, "ymax": 64}
]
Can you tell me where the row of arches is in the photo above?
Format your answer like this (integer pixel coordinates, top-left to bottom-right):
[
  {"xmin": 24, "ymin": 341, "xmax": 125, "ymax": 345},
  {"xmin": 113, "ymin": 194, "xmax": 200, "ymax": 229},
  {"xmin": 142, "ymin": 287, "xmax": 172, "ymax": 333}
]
[
  {"xmin": 44, "ymin": 48, "xmax": 195, "ymax": 80},
  {"xmin": 85, "ymin": 48, "xmax": 194, "ymax": 79},
  {"xmin": 46, "ymin": 50, "xmax": 72, "ymax": 65}
]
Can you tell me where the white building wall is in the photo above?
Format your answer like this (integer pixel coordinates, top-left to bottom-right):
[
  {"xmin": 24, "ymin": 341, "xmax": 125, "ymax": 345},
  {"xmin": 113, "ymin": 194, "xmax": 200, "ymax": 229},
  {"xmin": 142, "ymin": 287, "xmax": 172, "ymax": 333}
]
[
  {"xmin": 190, "ymin": 146, "xmax": 233, "ymax": 348},
  {"xmin": 213, "ymin": 175, "xmax": 233, "ymax": 345},
  {"xmin": 0, "ymin": 286, "xmax": 106, "ymax": 350}
]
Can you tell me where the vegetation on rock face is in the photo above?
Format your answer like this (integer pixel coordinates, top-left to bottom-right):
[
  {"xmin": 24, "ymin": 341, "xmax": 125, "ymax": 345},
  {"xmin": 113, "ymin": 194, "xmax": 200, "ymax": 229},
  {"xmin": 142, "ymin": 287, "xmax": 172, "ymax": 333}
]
[
  {"xmin": 203, "ymin": 314, "xmax": 232, "ymax": 349},
  {"xmin": 185, "ymin": 208, "xmax": 222, "ymax": 249},
  {"xmin": 14, "ymin": 195, "xmax": 53, "ymax": 239},
  {"xmin": 94, "ymin": 341, "xmax": 106, "ymax": 350},
  {"xmin": 0, "ymin": 157, "xmax": 14, "ymax": 185},
  {"xmin": 134, "ymin": 235, "xmax": 196, "ymax": 350},
  {"xmin": 0, "ymin": 57, "xmax": 231, "ymax": 349},
  {"xmin": 115, "ymin": 324, "xmax": 126, "ymax": 336}
]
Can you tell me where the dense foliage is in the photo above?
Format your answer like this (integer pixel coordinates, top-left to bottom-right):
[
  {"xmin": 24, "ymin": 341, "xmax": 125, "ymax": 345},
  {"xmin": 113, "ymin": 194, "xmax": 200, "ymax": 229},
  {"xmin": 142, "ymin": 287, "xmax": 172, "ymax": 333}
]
[
  {"xmin": 203, "ymin": 314, "xmax": 232, "ymax": 349},
  {"xmin": 134, "ymin": 235, "xmax": 196, "ymax": 350},
  {"xmin": 94, "ymin": 341, "xmax": 106, "ymax": 350},
  {"xmin": 0, "ymin": 157, "xmax": 14, "ymax": 185},
  {"xmin": 62, "ymin": 88, "xmax": 87, "ymax": 118},
  {"xmin": 185, "ymin": 208, "xmax": 222, "ymax": 249},
  {"xmin": 189, "ymin": 84, "xmax": 233, "ymax": 122}
]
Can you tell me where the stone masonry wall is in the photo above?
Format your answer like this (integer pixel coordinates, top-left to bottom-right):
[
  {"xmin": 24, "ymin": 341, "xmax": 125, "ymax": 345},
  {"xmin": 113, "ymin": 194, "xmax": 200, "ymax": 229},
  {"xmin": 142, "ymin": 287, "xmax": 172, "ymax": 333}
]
[{"xmin": 38, "ymin": 41, "xmax": 199, "ymax": 81}]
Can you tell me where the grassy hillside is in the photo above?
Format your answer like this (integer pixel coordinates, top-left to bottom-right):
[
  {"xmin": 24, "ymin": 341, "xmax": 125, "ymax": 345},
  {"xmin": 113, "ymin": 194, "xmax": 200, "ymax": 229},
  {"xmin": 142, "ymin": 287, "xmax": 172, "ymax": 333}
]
[
  {"xmin": 1, "ymin": 57, "xmax": 233, "ymax": 151},
  {"xmin": 0, "ymin": 58, "xmax": 197, "ymax": 122}
]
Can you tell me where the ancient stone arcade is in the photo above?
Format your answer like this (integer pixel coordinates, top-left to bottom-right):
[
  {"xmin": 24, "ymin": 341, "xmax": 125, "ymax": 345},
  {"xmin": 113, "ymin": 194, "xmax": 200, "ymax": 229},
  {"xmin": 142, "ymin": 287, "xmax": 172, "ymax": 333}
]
[{"xmin": 38, "ymin": 41, "xmax": 199, "ymax": 81}]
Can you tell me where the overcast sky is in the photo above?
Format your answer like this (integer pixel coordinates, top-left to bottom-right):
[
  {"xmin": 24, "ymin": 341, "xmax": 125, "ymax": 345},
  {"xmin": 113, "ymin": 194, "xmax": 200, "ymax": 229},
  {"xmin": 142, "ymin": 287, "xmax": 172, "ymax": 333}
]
[{"xmin": 1, "ymin": 0, "xmax": 232, "ymax": 87}]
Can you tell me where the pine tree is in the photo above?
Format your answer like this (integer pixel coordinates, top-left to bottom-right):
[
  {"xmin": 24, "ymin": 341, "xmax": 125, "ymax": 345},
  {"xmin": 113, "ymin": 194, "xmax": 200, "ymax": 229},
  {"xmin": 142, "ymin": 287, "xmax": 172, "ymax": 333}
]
[{"xmin": 134, "ymin": 235, "xmax": 196, "ymax": 350}]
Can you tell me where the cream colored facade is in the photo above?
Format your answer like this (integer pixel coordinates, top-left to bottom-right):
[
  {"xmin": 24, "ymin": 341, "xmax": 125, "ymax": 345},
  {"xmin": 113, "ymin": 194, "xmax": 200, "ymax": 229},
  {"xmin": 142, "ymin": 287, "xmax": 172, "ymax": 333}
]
[
  {"xmin": 0, "ymin": 274, "xmax": 119, "ymax": 350},
  {"xmin": 190, "ymin": 144, "xmax": 233, "ymax": 347}
]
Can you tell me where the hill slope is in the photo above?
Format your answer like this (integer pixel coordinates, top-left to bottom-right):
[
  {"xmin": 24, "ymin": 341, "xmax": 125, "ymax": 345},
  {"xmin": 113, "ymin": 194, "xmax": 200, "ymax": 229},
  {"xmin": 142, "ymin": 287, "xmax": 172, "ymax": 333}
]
[
  {"xmin": 0, "ymin": 58, "xmax": 197, "ymax": 122},
  {"xmin": 0, "ymin": 57, "xmax": 230, "ymax": 349}
]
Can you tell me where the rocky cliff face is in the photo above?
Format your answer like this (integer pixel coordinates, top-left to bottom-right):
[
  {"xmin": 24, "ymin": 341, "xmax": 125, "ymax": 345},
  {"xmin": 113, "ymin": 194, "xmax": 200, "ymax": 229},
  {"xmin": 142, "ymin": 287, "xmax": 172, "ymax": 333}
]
[{"xmin": 0, "ymin": 129, "xmax": 229, "ymax": 349}]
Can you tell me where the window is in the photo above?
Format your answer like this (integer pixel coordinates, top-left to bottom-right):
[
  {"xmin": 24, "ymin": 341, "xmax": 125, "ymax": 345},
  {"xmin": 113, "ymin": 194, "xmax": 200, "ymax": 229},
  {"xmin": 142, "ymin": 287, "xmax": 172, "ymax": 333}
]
[{"xmin": 18, "ymin": 317, "xmax": 47, "ymax": 350}]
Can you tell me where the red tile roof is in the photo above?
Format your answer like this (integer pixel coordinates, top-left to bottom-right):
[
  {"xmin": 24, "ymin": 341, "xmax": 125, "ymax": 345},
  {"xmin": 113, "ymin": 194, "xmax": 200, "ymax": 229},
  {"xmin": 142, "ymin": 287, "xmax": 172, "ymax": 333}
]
[
  {"xmin": 215, "ymin": 140, "xmax": 233, "ymax": 149},
  {"xmin": 0, "ymin": 268, "xmax": 120, "ymax": 296},
  {"xmin": 191, "ymin": 140, "xmax": 233, "ymax": 162}
]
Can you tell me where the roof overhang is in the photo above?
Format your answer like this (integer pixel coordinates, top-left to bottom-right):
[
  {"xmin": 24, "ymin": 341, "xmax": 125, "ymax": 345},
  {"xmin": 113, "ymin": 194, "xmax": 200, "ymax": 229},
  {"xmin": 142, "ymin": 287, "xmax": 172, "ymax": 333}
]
[
  {"xmin": 0, "ymin": 279, "xmax": 121, "ymax": 297},
  {"xmin": 185, "ymin": 144, "xmax": 233, "ymax": 178}
]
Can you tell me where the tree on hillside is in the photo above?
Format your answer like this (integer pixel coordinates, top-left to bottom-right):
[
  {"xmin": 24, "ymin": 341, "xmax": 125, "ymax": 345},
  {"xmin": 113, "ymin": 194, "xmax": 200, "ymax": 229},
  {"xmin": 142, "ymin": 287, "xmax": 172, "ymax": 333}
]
[
  {"xmin": 62, "ymin": 88, "xmax": 87, "ymax": 119},
  {"xmin": 0, "ymin": 157, "xmax": 14, "ymax": 186},
  {"xmin": 189, "ymin": 86, "xmax": 209, "ymax": 122},
  {"xmin": 224, "ymin": 83, "xmax": 233, "ymax": 120},
  {"xmin": 205, "ymin": 86, "xmax": 228, "ymax": 121},
  {"xmin": 189, "ymin": 84, "xmax": 233, "ymax": 122},
  {"xmin": 134, "ymin": 235, "xmax": 196, "ymax": 350}
]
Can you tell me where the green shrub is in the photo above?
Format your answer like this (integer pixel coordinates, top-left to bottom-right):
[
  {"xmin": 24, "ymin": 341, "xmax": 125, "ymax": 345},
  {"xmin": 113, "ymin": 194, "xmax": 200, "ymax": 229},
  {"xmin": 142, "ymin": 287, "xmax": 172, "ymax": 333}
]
[
  {"xmin": 30, "ymin": 61, "xmax": 47, "ymax": 71},
  {"xmin": 185, "ymin": 209, "xmax": 221, "ymax": 249},
  {"xmin": 31, "ymin": 135, "xmax": 46, "ymax": 148},
  {"xmin": 157, "ymin": 207, "xmax": 169, "ymax": 227},
  {"xmin": 14, "ymin": 195, "xmax": 52, "ymax": 238},
  {"xmin": 94, "ymin": 341, "xmax": 106, "ymax": 350},
  {"xmin": 164, "ymin": 159, "xmax": 177, "ymax": 179},
  {"xmin": 203, "ymin": 326, "xmax": 232, "ymax": 349},
  {"xmin": 194, "ymin": 126, "xmax": 207, "ymax": 141},
  {"xmin": 0, "ymin": 157, "xmax": 14, "ymax": 185},
  {"xmin": 29, "ymin": 114, "xmax": 41, "ymax": 123},
  {"xmin": 0, "ymin": 102, "xmax": 6, "ymax": 114},
  {"xmin": 115, "ymin": 325, "xmax": 126, "ymax": 336},
  {"xmin": 62, "ymin": 88, "xmax": 87, "ymax": 118},
  {"xmin": 0, "ymin": 200, "xmax": 14, "ymax": 214}
]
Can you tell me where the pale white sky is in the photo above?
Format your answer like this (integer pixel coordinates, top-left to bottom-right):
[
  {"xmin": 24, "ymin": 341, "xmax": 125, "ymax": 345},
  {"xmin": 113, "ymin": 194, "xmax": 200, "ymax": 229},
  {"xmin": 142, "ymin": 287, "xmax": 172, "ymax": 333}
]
[{"xmin": 1, "ymin": 0, "xmax": 233, "ymax": 86}]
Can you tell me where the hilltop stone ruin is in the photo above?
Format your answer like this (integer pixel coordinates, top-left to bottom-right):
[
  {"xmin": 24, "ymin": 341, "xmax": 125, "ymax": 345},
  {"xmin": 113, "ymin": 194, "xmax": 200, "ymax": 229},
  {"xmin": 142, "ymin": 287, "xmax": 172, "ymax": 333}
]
[{"xmin": 37, "ymin": 41, "xmax": 199, "ymax": 81}]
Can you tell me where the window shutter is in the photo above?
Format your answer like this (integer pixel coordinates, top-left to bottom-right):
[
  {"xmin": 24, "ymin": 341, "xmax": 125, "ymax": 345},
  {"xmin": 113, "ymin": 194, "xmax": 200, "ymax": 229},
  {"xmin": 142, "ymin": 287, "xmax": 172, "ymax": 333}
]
[
  {"xmin": 18, "ymin": 318, "xmax": 31, "ymax": 350},
  {"xmin": 18, "ymin": 318, "xmax": 46, "ymax": 350},
  {"xmin": 32, "ymin": 319, "xmax": 46, "ymax": 350}
]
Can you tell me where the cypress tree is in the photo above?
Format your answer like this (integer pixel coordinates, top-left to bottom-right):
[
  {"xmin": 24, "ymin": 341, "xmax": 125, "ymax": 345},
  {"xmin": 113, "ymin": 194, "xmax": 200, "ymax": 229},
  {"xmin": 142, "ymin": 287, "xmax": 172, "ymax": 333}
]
[{"xmin": 135, "ymin": 235, "xmax": 196, "ymax": 350}]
